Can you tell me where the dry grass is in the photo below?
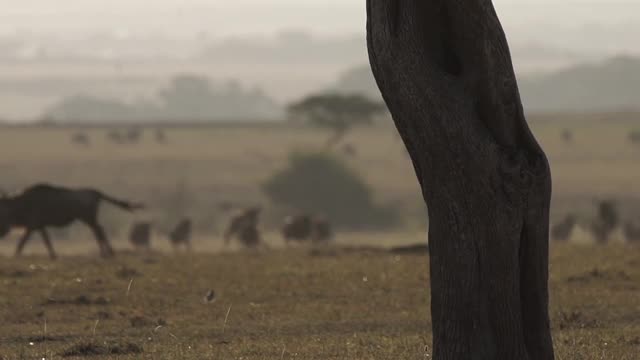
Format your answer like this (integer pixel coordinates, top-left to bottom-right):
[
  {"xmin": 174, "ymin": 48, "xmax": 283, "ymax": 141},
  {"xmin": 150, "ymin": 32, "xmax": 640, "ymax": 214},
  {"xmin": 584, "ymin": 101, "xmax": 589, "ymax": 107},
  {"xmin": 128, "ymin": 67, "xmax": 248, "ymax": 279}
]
[
  {"xmin": 0, "ymin": 242, "xmax": 638, "ymax": 359},
  {"xmin": 0, "ymin": 115, "xmax": 638, "ymax": 357},
  {"xmin": 0, "ymin": 114, "xmax": 638, "ymax": 233}
]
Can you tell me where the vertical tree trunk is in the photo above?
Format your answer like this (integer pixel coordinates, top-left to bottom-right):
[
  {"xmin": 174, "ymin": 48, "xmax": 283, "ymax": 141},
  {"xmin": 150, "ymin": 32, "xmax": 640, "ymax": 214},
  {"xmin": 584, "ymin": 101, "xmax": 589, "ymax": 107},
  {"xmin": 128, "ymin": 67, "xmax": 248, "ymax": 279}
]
[{"xmin": 366, "ymin": 1, "xmax": 555, "ymax": 359}]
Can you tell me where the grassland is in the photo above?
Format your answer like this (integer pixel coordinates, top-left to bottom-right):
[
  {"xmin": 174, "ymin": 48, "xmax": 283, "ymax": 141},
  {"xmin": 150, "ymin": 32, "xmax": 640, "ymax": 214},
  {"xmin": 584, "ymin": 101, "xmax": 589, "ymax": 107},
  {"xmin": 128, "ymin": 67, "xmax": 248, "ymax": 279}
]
[
  {"xmin": 0, "ymin": 243, "xmax": 638, "ymax": 359},
  {"xmin": 0, "ymin": 114, "xmax": 638, "ymax": 358},
  {"xmin": 0, "ymin": 112, "xmax": 639, "ymax": 238}
]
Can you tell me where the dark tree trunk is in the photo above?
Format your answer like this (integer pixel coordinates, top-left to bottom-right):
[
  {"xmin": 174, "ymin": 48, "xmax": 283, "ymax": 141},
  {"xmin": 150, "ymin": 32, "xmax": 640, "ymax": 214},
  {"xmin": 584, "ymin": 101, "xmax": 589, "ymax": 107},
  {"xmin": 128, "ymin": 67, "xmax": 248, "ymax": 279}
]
[{"xmin": 366, "ymin": 1, "xmax": 555, "ymax": 359}]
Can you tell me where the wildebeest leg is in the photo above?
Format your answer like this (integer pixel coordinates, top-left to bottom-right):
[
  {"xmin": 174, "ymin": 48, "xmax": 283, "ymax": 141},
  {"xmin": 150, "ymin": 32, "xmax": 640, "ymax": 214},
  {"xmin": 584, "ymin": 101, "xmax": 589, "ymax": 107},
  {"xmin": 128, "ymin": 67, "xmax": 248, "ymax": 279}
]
[
  {"xmin": 88, "ymin": 222, "xmax": 114, "ymax": 258},
  {"xmin": 15, "ymin": 230, "xmax": 33, "ymax": 257},
  {"xmin": 39, "ymin": 229, "xmax": 58, "ymax": 260}
]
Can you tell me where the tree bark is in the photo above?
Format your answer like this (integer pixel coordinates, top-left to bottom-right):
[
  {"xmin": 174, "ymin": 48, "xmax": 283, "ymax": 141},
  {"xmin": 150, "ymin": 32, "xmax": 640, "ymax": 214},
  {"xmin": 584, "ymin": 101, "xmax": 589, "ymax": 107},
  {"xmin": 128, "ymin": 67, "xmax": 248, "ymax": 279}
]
[{"xmin": 366, "ymin": 1, "xmax": 555, "ymax": 359}]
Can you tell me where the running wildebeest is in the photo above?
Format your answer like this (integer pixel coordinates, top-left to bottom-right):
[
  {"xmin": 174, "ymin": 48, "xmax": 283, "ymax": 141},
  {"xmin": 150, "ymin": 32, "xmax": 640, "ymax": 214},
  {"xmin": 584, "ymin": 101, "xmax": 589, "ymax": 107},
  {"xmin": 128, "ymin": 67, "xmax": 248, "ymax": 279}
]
[
  {"xmin": 281, "ymin": 214, "xmax": 333, "ymax": 245},
  {"xmin": 551, "ymin": 214, "xmax": 577, "ymax": 242},
  {"xmin": 0, "ymin": 184, "xmax": 143, "ymax": 259},
  {"xmin": 224, "ymin": 207, "xmax": 262, "ymax": 248},
  {"xmin": 129, "ymin": 222, "xmax": 152, "ymax": 251},
  {"xmin": 169, "ymin": 218, "xmax": 192, "ymax": 251}
]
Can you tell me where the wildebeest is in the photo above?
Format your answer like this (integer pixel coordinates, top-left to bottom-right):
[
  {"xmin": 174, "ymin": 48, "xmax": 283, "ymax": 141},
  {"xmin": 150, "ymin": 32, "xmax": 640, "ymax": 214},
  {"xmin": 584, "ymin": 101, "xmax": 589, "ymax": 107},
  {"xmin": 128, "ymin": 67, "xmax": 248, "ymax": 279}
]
[
  {"xmin": 169, "ymin": 218, "xmax": 192, "ymax": 251},
  {"xmin": 71, "ymin": 132, "xmax": 90, "ymax": 146},
  {"xmin": 224, "ymin": 207, "xmax": 262, "ymax": 248},
  {"xmin": 129, "ymin": 222, "xmax": 152, "ymax": 251},
  {"xmin": 623, "ymin": 221, "xmax": 640, "ymax": 243},
  {"xmin": 311, "ymin": 216, "xmax": 333, "ymax": 243},
  {"xmin": 126, "ymin": 127, "xmax": 142, "ymax": 143},
  {"xmin": 155, "ymin": 128, "xmax": 167, "ymax": 144},
  {"xmin": 0, "ymin": 184, "xmax": 143, "ymax": 259},
  {"xmin": 106, "ymin": 129, "xmax": 125, "ymax": 144},
  {"xmin": 281, "ymin": 214, "xmax": 333, "ymax": 244},
  {"xmin": 282, "ymin": 215, "xmax": 313, "ymax": 244},
  {"xmin": 590, "ymin": 200, "xmax": 619, "ymax": 244},
  {"xmin": 561, "ymin": 129, "xmax": 572, "ymax": 143},
  {"xmin": 551, "ymin": 214, "xmax": 577, "ymax": 242}
]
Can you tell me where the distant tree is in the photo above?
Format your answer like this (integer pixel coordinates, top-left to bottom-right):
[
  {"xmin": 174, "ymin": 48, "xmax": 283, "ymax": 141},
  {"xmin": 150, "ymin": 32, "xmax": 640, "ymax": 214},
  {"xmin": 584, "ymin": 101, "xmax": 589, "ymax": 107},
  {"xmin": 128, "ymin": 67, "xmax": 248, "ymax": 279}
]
[
  {"xmin": 288, "ymin": 93, "xmax": 386, "ymax": 148},
  {"xmin": 561, "ymin": 129, "xmax": 573, "ymax": 143},
  {"xmin": 44, "ymin": 95, "xmax": 135, "ymax": 122},
  {"xmin": 41, "ymin": 75, "xmax": 283, "ymax": 123},
  {"xmin": 157, "ymin": 74, "xmax": 282, "ymax": 121},
  {"xmin": 629, "ymin": 130, "xmax": 640, "ymax": 145},
  {"xmin": 157, "ymin": 75, "xmax": 215, "ymax": 120}
]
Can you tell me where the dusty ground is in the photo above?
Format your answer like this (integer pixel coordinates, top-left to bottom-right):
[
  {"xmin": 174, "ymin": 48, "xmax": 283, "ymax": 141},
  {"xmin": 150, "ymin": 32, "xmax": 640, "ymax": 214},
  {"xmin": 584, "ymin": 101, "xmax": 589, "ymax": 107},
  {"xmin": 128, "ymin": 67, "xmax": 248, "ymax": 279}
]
[{"xmin": 0, "ymin": 242, "xmax": 638, "ymax": 359}]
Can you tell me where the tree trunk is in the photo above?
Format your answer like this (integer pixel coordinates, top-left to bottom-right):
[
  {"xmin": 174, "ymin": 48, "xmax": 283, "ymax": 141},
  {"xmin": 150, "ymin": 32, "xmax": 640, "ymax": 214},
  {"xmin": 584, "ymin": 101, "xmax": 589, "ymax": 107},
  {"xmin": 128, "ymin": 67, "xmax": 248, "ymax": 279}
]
[{"xmin": 366, "ymin": 1, "xmax": 555, "ymax": 359}]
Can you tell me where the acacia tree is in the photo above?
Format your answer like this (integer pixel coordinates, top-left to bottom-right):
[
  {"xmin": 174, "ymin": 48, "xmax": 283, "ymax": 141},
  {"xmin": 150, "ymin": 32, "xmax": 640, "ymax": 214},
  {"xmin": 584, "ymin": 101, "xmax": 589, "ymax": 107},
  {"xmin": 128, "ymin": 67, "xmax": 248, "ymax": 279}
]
[
  {"xmin": 367, "ymin": 1, "xmax": 555, "ymax": 359},
  {"xmin": 288, "ymin": 93, "xmax": 386, "ymax": 148}
]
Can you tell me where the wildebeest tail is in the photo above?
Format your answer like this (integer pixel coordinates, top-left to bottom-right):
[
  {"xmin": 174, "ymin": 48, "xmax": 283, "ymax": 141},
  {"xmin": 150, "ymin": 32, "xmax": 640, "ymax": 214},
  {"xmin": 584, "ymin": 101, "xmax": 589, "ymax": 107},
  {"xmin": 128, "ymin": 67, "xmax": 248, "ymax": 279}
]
[{"xmin": 99, "ymin": 192, "xmax": 144, "ymax": 211}]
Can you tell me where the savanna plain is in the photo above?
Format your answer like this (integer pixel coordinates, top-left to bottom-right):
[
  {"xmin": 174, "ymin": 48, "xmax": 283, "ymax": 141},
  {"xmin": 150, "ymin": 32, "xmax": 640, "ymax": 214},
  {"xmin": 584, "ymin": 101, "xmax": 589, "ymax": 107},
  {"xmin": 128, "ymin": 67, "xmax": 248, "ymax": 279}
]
[{"xmin": 0, "ymin": 113, "xmax": 639, "ymax": 359}]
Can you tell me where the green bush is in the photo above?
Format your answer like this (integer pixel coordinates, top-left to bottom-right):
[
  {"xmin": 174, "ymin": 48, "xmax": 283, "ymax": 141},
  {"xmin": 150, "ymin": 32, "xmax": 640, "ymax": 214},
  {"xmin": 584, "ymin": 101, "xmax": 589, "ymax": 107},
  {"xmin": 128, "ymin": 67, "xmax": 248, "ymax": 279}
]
[{"xmin": 262, "ymin": 152, "xmax": 399, "ymax": 229}]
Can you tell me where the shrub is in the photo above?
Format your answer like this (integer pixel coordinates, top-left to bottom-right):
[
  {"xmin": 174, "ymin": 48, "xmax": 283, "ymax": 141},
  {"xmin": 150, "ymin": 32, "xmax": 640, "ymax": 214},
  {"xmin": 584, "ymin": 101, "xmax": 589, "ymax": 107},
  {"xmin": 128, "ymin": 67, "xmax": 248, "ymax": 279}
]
[{"xmin": 262, "ymin": 151, "xmax": 399, "ymax": 229}]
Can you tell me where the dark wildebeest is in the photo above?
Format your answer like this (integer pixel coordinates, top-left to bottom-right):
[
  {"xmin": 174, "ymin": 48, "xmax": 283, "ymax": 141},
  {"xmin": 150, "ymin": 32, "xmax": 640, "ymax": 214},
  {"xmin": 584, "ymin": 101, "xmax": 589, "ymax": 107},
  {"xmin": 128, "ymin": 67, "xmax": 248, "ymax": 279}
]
[
  {"xmin": 155, "ymin": 128, "xmax": 167, "ymax": 144},
  {"xmin": 311, "ymin": 216, "xmax": 333, "ymax": 243},
  {"xmin": 590, "ymin": 200, "xmax": 619, "ymax": 244},
  {"xmin": 281, "ymin": 215, "xmax": 313, "ymax": 244},
  {"xmin": 0, "ymin": 184, "xmax": 143, "ymax": 259},
  {"xmin": 281, "ymin": 214, "xmax": 333, "ymax": 244},
  {"xmin": 129, "ymin": 222, "xmax": 152, "ymax": 251},
  {"xmin": 224, "ymin": 207, "xmax": 262, "ymax": 248},
  {"xmin": 623, "ymin": 221, "xmax": 640, "ymax": 243},
  {"xmin": 551, "ymin": 214, "xmax": 577, "ymax": 242},
  {"xmin": 126, "ymin": 128, "xmax": 142, "ymax": 143},
  {"xmin": 169, "ymin": 218, "xmax": 192, "ymax": 251},
  {"xmin": 106, "ymin": 130, "xmax": 124, "ymax": 144},
  {"xmin": 71, "ymin": 132, "xmax": 90, "ymax": 146}
]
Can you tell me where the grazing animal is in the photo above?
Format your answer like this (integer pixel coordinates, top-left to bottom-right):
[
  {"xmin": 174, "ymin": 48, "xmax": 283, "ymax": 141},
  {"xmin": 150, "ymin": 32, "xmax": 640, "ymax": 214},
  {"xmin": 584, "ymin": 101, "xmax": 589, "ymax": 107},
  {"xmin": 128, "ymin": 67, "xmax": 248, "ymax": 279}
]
[
  {"xmin": 126, "ymin": 128, "xmax": 142, "ymax": 143},
  {"xmin": 155, "ymin": 128, "xmax": 167, "ymax": 144},
  {"xmin": 169, "ymin": 218, "xmax": 192, "ymax": 251},
  {"xmin": 106, "ymin": 130, "xmax": 124, "ymax": 144},
  {"xmin": 129, "ymin": 222, "xmax": 152, "ymax": 251},
  {"xmin": 590, "ymin": 200, "xmax": 619, "ymax": 244},
  {"xmin": 310, "ymin": 216, "xmax": 333, "ymax": 243},
  {"xmin": 71, "ymin": 132, "xmax": 90, "ymax": 146},
  {"xmin": 281, "ymin": 214, "xmax": 333, "ymax": 244},
  {"xmin": 623, "ymin": 221, "xmax": 640, "ymax": 243},
  {"xmin": 0, "ymin": 184, "xmax": 143, "ymax": 259},
  {"xmin": 561, "ymin": 129, "xmax": 572, "ymax": 143},
  {"xmin": 282, "ymin": 215, "xmax": 313, "ymax": 244},
  {"xmin": 551, "ymin": 214, "xmax": 577, "ymax": 242},
  {"xmin": 224, "ymin": 207, "xmax": 262, "ymax": 248}
]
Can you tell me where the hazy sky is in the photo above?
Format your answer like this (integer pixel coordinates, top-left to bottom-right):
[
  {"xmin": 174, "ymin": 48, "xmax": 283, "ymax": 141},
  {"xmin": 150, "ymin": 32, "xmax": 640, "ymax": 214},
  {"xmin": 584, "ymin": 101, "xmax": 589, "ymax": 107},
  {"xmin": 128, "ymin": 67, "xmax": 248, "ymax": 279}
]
[{"xmin": 0, "ymin": 0, "xmax": 638, "ymax": 38}]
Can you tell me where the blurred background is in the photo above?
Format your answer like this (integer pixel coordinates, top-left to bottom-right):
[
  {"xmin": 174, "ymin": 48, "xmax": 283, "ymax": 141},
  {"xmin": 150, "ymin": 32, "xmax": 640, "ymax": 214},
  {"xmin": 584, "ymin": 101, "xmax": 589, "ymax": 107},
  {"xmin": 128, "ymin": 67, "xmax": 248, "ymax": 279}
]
[{"xmin": 0, "ymin": 0, "xmax": 639, "ymax": 251}]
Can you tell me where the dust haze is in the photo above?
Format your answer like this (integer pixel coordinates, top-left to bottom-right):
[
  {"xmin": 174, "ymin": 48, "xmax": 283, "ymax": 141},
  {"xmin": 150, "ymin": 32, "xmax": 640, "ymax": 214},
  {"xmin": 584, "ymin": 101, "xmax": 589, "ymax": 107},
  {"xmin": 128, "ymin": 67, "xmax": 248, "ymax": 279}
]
[{"xmin": 0, "ymin": 0, "xmax": 639, "ymax": 120}]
